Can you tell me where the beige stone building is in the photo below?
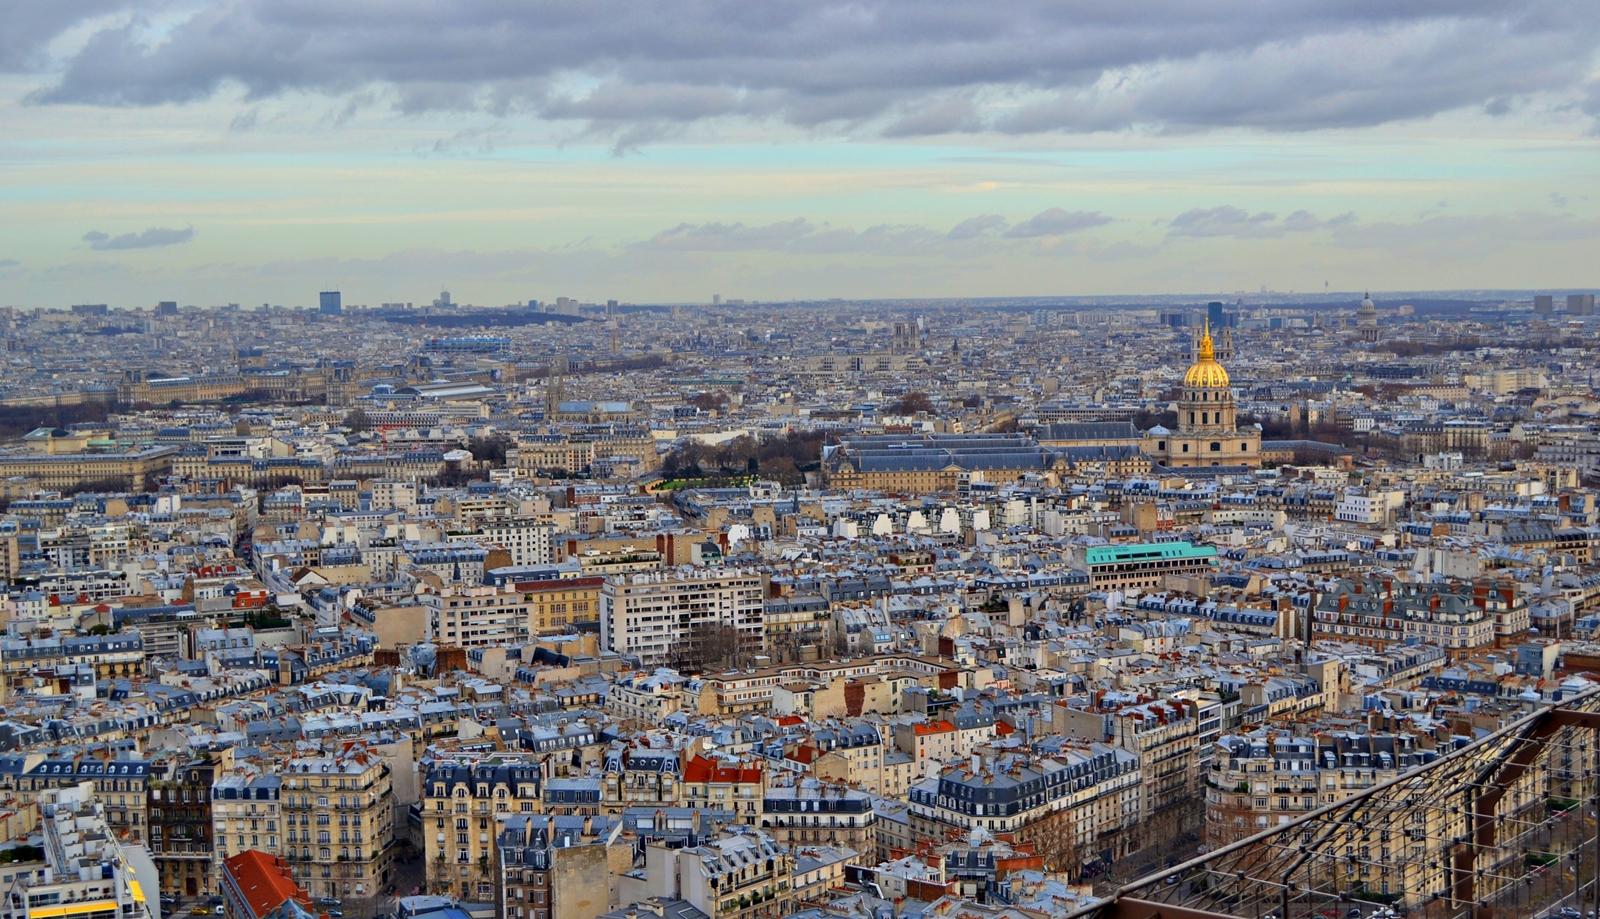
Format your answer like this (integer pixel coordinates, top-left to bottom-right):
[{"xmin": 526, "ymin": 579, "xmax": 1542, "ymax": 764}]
[
  {"xmin": 279, "ymin": 743, "xmax": 395, "ymax": 902},
  {"xmin": 423, "ymin": 753, "xmax": 546, "ymax": 901}
]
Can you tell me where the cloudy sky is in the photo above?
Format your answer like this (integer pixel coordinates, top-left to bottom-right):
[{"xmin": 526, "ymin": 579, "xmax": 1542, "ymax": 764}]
[{"xmin": 2, "ymin": 0, "xmax": 1600, "ymax": 307}]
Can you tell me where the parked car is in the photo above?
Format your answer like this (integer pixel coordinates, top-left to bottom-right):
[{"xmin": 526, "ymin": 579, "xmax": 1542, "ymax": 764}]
[
  {"xmin": 318, "ymin": 900, "xmax": 340, "ymax": 908},
  {"xmin": 189, "ymin": 907, "xmax": 212, "ymax": 915}
]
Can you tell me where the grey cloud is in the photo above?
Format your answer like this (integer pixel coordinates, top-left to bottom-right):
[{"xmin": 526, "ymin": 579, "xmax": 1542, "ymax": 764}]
[
  {"xmin": 1169, "ymin": 206, "xmax": 1277, "ymax": 238},
  {"xmin": 632, "ymin": 218, "xmax": 951, "ymax": 257},
  {"xmin": 1169, "ymin": 206, "xmax": 1354, "ymax": 238},
  {"xmin": 1003, "ymin": 208, "xmax": 1111, "ymax": 238},
  {"xmin": 632, "ymin": 212, "xmax": 1117, "ymax": 256},
  {"xmin": 882, "ymin": 94, "xmax": 983, "ymax": 137},
  {"xmin": 228, "ymin": 106, "xmax": 260, "ymax": 132},
  {"xmin": 946, "ymin": 214, "xmax": 1008, "ymax": 240},
  {"xmin": 1331, "ymin": 211, "xmax": 1600, "ymax": 253},
  {"xmin": 82, "ymin": 226, "xmax": 195, "ymax": 250},
  {"xmin": 0, "ymin": 1, "xmax": 133, "ymax": 71},
  {"xmin": 635, "ymin": 219, "xmax": 817, "ymax": 252},
  {"xmin": 0, "ymin": 259, "xmax": 18, "ymax": 268},
  {"xmin": 17, "ymin": 1, "xmax": 1600, "ymax": 141}
]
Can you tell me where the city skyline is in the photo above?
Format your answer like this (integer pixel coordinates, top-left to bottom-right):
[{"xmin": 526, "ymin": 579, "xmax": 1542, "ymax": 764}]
[{"xmin": 1, "ymin": 2, "xmax": 1599, "ymax": 305}]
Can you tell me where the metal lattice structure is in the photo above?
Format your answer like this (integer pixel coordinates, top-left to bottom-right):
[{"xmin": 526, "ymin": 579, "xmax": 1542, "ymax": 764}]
[{"xmin": 1066, "ymin": 686, "xmax": 1600, "ymax": 919}]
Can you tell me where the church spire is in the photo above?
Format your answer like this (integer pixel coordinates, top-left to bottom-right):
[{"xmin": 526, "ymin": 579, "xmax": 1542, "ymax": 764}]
[{"xmin": 1197, "ymin": 319, "xmax": 1215, "ymax": 362}]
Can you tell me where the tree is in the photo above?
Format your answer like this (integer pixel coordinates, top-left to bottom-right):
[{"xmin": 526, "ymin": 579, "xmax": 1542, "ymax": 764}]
[
  {"xmin": 670, "ymin": 623, "xmax": 755, "ymax": 672},
  {"xmin": 467, "ymin": 434, "xmax": 513, "ymax": 465},
  {"xmin": 760, "ymin": 455, "xmax": 803, "ymax": 487},
  {"xmin": 689, "ymin": 391, "xmax": 728, "ymax": 411},
  {"xmin": 889, "ymin": 391, "xmax": 936, "ymax": 415},
  {"xmin": 343, "ymin": 408, "xmax": 371, "ymax": 433}
]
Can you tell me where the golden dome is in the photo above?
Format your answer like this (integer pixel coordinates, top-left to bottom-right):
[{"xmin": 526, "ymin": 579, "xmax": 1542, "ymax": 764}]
[{"xmin": 1183, "ymin": 322, "xmax": 1231, "ymax": 388}]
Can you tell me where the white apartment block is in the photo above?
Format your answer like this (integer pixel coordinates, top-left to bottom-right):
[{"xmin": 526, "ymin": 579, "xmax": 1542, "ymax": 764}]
[
  {"xmin": 447, "ymin": 516, "xmax": 556, "ymax": 567},
  {"xmin": 601, "ymin": 568, "xmax": 767, "ymax": 666},
  {"xmin": 422, "ymin": 583, "xmax": 533, "ymax": 647}
]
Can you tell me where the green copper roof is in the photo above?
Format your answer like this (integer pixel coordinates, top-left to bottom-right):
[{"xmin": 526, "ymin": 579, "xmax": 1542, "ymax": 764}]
[{"xmin": 1083, "ymin": 542, "xmax": 1218, "ymax": 566}]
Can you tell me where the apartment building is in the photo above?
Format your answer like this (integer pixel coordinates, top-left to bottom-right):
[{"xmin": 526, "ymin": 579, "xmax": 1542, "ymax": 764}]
[
  {"xmin": 13, "ymin": 785, "xmax": 157, "ymax": 919},
  {"xmin": 1054, "ymin": 695, "xmax": 1203, "ymax": 844},
  {"xmin": 600, "ymin": 746, "xmax": 681, "ymax": 813},
  {"xmin": 149, "ymin": 751, "xmax": 224, "ymax": 897},
  {"xmin": 496, "ymin": 816, "xmax": 610, "ymax": 919},
  {"xmin": 892, "ymin": 720, "xmax": 959, "ymax": 779},
  {"xmin": 681, "ymin": 755, "xmax": 763, "ymax": 819},
  {"xmin": 278, "ymin": 745, "xmax": 394, "ymax": 902},
  {"xmin": 422, "ymin": 754, "xmax": 545, "ymax": 901},
  {"xmin": 1312, "ymin": 578, "xmax": 1518, "ymax": 650},
  {"xmin": 211, "ymin": 770, "xmax": 282, "ymax": 895},
  {"xmin": 760, "ymin": 778, "xmax": 875, "ymax": 851},
  {"xmin": 1204, "ymin": 732, "xmax": 1442, "ymax": 847},
  {"xmin": 448, "ymin": 516, "xmax": 556, "ymax": 567},
  {"xmin": 1076, "ymin": 541, "xmax": 1219, "ymax": 592},
  {"xmin": 517, "ymin": 577, "xmax": 603, "ymax": 636},
  {"xmin": 600, "ymin": 569, "xmax": 767, "ymax": 667},
  {"xmin": 0, "ymin": 753, "xmax": 150, "ymax": 843},
  {"xmin": 796, "ymin": 722, "xmax": 885, "ymax": 794},
  {"xmin": 905, "ymin": 745, "xmax": 1142, "ymax": 870},
  {"xmin": 638, "ymin": 827, "xmax": 793, "ymax": 919},
  {"xmin": 0, "ymin": 632, "xmax": 145, "ymax": 697},
  {"xmin": 605, "ymin": 669, "xmax": 690, "ymax": 725},
  {"xmin": 0, "ymin": 444, "xmax": 176, "ymax": 492},
  {"xmin": 423, "ymin": 583, "xmax": 532, "ymax": 648}
]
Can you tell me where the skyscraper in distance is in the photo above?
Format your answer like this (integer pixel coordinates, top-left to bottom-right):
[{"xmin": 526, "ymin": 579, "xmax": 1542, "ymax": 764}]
[{"xmin": 319, "ymin": 291, "xmax": 342, "ymax": 315}]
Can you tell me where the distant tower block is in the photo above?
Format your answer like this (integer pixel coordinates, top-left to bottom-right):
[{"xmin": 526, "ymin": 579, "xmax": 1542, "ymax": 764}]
[{"xmin": 319, "ymin": 291, "xmax": 342, "ymax": 315}]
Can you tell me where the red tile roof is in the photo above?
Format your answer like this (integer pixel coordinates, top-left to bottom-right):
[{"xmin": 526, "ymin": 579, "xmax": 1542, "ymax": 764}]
[
  {"xmin": 224, "ymin": 850, "xmax": 309, "ymax": 919},
  {"xmin": 682, "ymin": 754, "xmax": 763, "ymax": 785},
  {"xmin": 912, "ymin": 720, "xmax": 955, "ymax": 736}
]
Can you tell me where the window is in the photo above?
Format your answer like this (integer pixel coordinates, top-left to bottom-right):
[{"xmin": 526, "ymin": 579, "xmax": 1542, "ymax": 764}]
[{"xmin": 1210, "ymin": 442, "xmax": 1222, "ymax": 452}]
